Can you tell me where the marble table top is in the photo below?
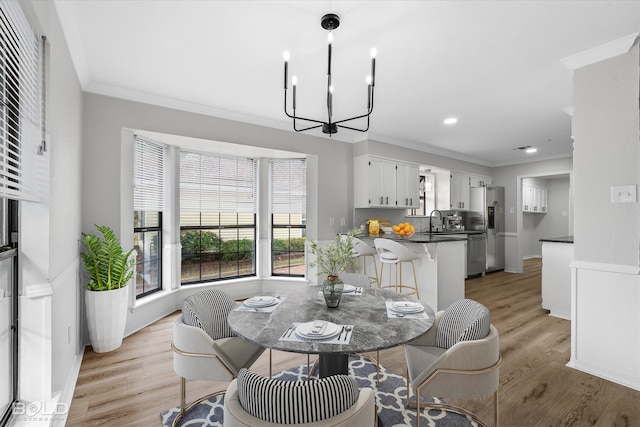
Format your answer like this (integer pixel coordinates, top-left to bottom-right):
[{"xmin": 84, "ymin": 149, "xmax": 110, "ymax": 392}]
[{"xmin": 228, "ymin": 285, "xmax": 435, "ymax": 355}]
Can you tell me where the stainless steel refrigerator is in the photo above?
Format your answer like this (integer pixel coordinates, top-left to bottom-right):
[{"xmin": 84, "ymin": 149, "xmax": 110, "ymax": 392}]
[{"xmin": 469, "ymin": 186, "xmax": 505, "ymax": 272}]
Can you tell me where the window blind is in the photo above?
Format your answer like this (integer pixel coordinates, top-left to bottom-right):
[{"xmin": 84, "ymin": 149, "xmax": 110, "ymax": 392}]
[
  {"xmin": 133, "ymin": 135, "xmax": 166, "ymax": 211},
  {"xmin": 0, "ymin": 0, "xmax": 41, "ymax": 201},
  {"xmin": 269, "ymin": 158, "xmax": 306, "ymax": 215},
  {"xmin": 180, "ymin": 151, "xmax": 256, "ymax": 213}
]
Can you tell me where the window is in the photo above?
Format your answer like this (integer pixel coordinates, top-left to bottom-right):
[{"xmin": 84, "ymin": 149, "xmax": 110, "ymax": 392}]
[
  {"xmin": 0, "ymin": 1, "xmax": 41, "ymax": 422},
  {"xmin": 0, "ymin": 1, "xmax": 40, "ymax": 202},
  {"xmin": 133, "ymin": 211, "xmax": 162, "ymax": 297},
  {"xmin": 270, "ymin": 158, "xmax": 306, "ymax": 276},
  {"xmin": 133, "ymin": 135, "xmax": 166, "ymax": 297},
  {"xmin": 180, "ymin": 151, "xmax": 257, "ymax": 284}
]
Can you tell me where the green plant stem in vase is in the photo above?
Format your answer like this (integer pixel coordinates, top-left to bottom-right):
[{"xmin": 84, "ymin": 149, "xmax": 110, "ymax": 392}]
[{"xmin": 322, "ymin": 275, "xmax": 344, "ymax": 308}]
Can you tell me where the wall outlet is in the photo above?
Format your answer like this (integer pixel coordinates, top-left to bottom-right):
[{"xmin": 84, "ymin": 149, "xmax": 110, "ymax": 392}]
[
  {"xmin": 611, "ymin": 185, "xmax": 637, "ymax": 203},
  {"xmin": 340, "ymin": 218, "xmax": 346, "ymax": 227},
  {"xmin": 329, "ymin": 217, "xmax": 335, "ymax": 226}
]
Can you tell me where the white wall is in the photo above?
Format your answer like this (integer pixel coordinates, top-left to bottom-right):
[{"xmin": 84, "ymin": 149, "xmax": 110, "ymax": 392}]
[{"xmin": 569, "ymin": 43, "xmax": 640, "ymax": 391}]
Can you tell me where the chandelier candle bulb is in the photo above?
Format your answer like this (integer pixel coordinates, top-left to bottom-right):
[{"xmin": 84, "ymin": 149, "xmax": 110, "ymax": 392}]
[
  {"xmin": 292, "ymin": 76, "xmax": 297, "ymax": 109},
  {"xmin": 284, "ymin": 61, "xmax": 288, "ymax": 89}
]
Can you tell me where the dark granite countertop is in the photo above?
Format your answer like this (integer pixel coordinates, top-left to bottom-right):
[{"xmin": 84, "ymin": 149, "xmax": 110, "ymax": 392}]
[
  {"xmin": 361, "ymin": 233, "xmax": 468, "ymax": 243},
  {"xmin": 539, "ymin": 236, "xmax": 574, "ymax": 244}
]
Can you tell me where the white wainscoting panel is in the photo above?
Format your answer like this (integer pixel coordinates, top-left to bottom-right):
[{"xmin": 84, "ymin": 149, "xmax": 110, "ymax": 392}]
[
  {"xmin": 504, "ymin": 232, "xmax": 519, "ymax": 273},
  {"xmin": 568, "ymin": 261, "xmax": 640, "ymax": 391}
]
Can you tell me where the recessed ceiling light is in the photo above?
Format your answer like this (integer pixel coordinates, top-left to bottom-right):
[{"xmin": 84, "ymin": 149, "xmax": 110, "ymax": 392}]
[
  {"xmin": 514, "ymin": 145, "xmax": 537, "ymax": 154},
  {"xmin": 443, "ymin": 117, "xmax": 457, "ymax": 125}
]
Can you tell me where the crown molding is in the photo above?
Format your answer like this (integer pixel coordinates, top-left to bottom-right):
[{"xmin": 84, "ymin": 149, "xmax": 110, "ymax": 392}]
[{"xmin": 561, "ymin": 32, "xmax": 640, "ymax": 71}]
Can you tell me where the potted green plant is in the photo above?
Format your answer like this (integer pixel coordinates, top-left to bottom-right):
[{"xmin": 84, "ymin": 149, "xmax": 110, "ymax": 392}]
[
  {"xmin": 309, "ymin": 227, "xmax": 361, "ymax": 308},
  {"xmin": 80, "ymin": 224, "xmax": 135, "ymax": 352}
]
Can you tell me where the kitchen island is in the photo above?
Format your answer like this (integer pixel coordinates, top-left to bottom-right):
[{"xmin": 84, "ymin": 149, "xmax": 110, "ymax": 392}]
[
  {"xmin": 361, "ymin": 233, "xmax": 467, "ymax": 311},
  {"xmin": 540, "ymin": 235, "xmax": 574, "ymax": 319}
]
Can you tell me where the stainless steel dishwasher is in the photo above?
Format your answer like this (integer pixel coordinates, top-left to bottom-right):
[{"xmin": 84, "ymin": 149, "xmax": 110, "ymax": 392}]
[{"xmin": 467, "ymin": 233, "xmax": 487, "ymax": 277}]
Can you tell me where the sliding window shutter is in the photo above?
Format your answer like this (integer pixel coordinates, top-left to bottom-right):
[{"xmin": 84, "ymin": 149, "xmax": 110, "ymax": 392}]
[
  {"xmin": 133, "ymin": 135, "xmax": 166, "ymax": 212},
  {"xmin": 0, "ymin": 0, "xmax": 42, "ymax": 201},
  {"xmin": 180, "ymin": 151, "xmax": 256, "ymax": 213},
  {"xmin": 269, "ymin": 159, "xmax": 306, "ymax": 216}
]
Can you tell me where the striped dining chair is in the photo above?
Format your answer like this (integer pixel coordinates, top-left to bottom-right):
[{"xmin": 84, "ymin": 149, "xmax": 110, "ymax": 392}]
[{"xmin": 171, "ymin": 289, "xmax": 266, "ymax": 425}]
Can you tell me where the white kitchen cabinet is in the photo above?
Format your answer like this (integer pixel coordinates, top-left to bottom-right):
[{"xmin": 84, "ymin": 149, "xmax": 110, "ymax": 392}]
[
  {"xmin": 354, "ymin": 155, "xmax": 419, "ymax": 209},
  {"xmin": 450, "ymin": 172, "xmax": 471, "ymax": 211},
  {"xmin": 397, "ymin": 163, "xmax": 419, "ymax": 209},
  {"xmin": 523, "ymin": 183, "xmax": 547, "ymax": 213},
  {"xmin": 469, "ymin": 174, "xmax": 491, "ymax": 187},
  {"xmin": 541, "ymin": 239, "xmax": 574, "ymax": 319}
]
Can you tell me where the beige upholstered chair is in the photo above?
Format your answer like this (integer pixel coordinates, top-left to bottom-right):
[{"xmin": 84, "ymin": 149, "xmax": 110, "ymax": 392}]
[
  {"xmin": 352, "ymin": 237, "xmax": 379, "ymax": 287},
  {"xmin": 405, "ymin": 299, "xmax": 501, "ymax": 427},
  {"xmin": 374, "ymin": 238, "xmax": 420, "ymax": 297},
  {"xmin": 172, "ymin": 289, "xmax": 266, "ymax": 425},
  {"xmin": 224, "ymin": 369, "xmax": 376, "ymax": 426}
]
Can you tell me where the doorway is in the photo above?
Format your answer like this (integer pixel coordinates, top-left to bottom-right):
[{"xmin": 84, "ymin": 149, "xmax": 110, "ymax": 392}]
[{"xmin": 516, "ymin": 171, "xmax": 573, "ymax": 273}]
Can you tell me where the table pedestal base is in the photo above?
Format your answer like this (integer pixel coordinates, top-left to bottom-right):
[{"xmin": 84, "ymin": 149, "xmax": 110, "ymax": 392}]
[{"xmin": 318, "ymin": 354, "xmax": 348, "ymax": 377}]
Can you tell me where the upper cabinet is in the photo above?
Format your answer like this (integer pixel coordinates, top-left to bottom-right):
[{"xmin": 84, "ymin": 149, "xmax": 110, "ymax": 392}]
[
  {"xmin": 450, "ymin": 172, "xmax": 471, "ymax": 211},
  {"xmin": 437, "ymin": 171, "xmax": 492, "ymax": 212},
  {"xmin": 523, "ymin": 183, "xmax": 547, "ymax": 213},
  {"xmin": 397, "ymin": 163, "xmax": 420, "ymax": 209},
  {"xmin": 469, "ymin": 174, "xmax": 492, "ymax": 187},
  {"xmin": 354, "ymin": 155, "xmax": 419, "ymax": 209}
]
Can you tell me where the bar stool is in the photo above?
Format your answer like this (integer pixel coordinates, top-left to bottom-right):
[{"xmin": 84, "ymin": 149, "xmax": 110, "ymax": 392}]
[
  {"xmin": 374, "ymin": 238, "xmax": 420, "ymax": 298},
  {"xmin": 352, "ymin": 237, "xmax": 379, "ymax": 287}
]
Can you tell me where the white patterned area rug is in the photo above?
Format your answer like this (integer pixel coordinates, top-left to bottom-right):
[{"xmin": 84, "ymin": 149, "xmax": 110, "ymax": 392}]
[{"xmin": 160, "ymin": 356, "xmax": 479, "ymax": 427}]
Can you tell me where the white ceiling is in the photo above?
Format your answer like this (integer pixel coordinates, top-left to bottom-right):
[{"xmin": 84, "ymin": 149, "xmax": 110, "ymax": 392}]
[{"xmin": 53, "ymin": 1, "xmax": 640, "ymax": 167}]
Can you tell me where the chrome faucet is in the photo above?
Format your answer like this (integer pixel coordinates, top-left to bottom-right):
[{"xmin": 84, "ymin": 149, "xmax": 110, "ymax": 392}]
[{"xmin": 428, "ymin": 209, "xmax": 443, "ymax": 234}]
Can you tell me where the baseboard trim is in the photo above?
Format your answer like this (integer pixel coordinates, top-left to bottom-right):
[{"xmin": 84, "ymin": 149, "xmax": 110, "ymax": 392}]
[
  {"xmin": 567, "ymin": 359, "xmax": 640, "ymax": 392},
  {"xmin": 52, "ymin": 352, "xmax": 84, "ymax": 427}
]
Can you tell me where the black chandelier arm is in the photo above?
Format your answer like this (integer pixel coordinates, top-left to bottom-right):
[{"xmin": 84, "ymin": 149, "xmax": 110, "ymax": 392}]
[
  {"xmin": 337, "ymin": 117, "xmax": 370, "ymax": 133},
  {"xmin": 333, "ymin": 111, "xmax": 372, "ymax": 126},
  {"xmin": 333, "ymin": 89, "xmax": 374, "ymax": 125},
  {"xmin": 284, "ymin": 90, "xmax": 331, "ymax": 126},
  {"xmin": 293, "ymin": 123, "xmax": 323, "ymax": 132}
]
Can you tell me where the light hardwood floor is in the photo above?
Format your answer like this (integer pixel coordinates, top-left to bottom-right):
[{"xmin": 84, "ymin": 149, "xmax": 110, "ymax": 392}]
[{"xmin": 67, "ymin": 259, "xmax": 640, "ymax": 426}]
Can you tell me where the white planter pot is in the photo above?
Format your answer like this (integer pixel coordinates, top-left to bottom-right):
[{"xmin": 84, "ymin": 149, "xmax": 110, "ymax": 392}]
[{"xmin": 85, "ymin": 286, "xmax": 129, "ymax": 353}]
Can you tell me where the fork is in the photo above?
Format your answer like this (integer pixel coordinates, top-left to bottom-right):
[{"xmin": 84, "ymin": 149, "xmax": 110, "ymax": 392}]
[{"xmin": 342, "ymin": 326, "xmax": 352, "ymax": 341}]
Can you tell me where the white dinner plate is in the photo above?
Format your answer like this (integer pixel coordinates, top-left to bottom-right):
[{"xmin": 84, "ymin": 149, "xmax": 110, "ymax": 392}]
[
  {"xmin": 244, "ymin": 296, "xmax": 279, "ymax": 308},
  {"xmin": 390, "ymin": 301, "xmax": 424, "ymax": 313},
  {"xmin": 295, "ymin": 321, "xmax": 341, "ymax": 340},
  {"xmin": 342, "ymin": 284, "xmax": 357, "ymax": 293}
]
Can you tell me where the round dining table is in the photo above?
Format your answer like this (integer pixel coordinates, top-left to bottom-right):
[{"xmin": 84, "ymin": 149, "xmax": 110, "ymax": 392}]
[{"xmin": 227, "ymin": 284, "xmax": 435, "ymax": 377}]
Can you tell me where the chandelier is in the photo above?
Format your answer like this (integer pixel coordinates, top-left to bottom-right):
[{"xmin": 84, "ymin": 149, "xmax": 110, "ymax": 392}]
[{"xmin": 283, "ymin": 13, "xmax": 376, "ymax": 135}]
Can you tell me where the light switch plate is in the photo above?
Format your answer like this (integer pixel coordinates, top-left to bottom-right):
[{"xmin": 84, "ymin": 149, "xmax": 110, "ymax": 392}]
[{"xmin": 611, "ymin": 185, "xmax": 637, "ymax": 203}]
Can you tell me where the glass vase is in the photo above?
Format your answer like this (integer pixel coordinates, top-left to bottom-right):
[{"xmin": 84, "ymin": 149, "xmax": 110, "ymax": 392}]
[{"xmin": 322, "ymin": 275, "xmax": 344, "ymax": 308}]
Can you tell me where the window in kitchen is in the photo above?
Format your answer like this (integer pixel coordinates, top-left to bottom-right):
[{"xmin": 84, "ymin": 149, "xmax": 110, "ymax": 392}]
[
  {"xmin": 270, "ymin": 158, "xmax": 306, "ymax": 276},
  {"xmin": 133, "ymin": 135, "xmax": 166, "ymax": 297},
  {"xmin": 409, "ymin": 173, "xmax": 435, "ymax": 216},
  {"xmin": 180, "ymin": 151, "xmax": 257, "ymax": 284}
]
